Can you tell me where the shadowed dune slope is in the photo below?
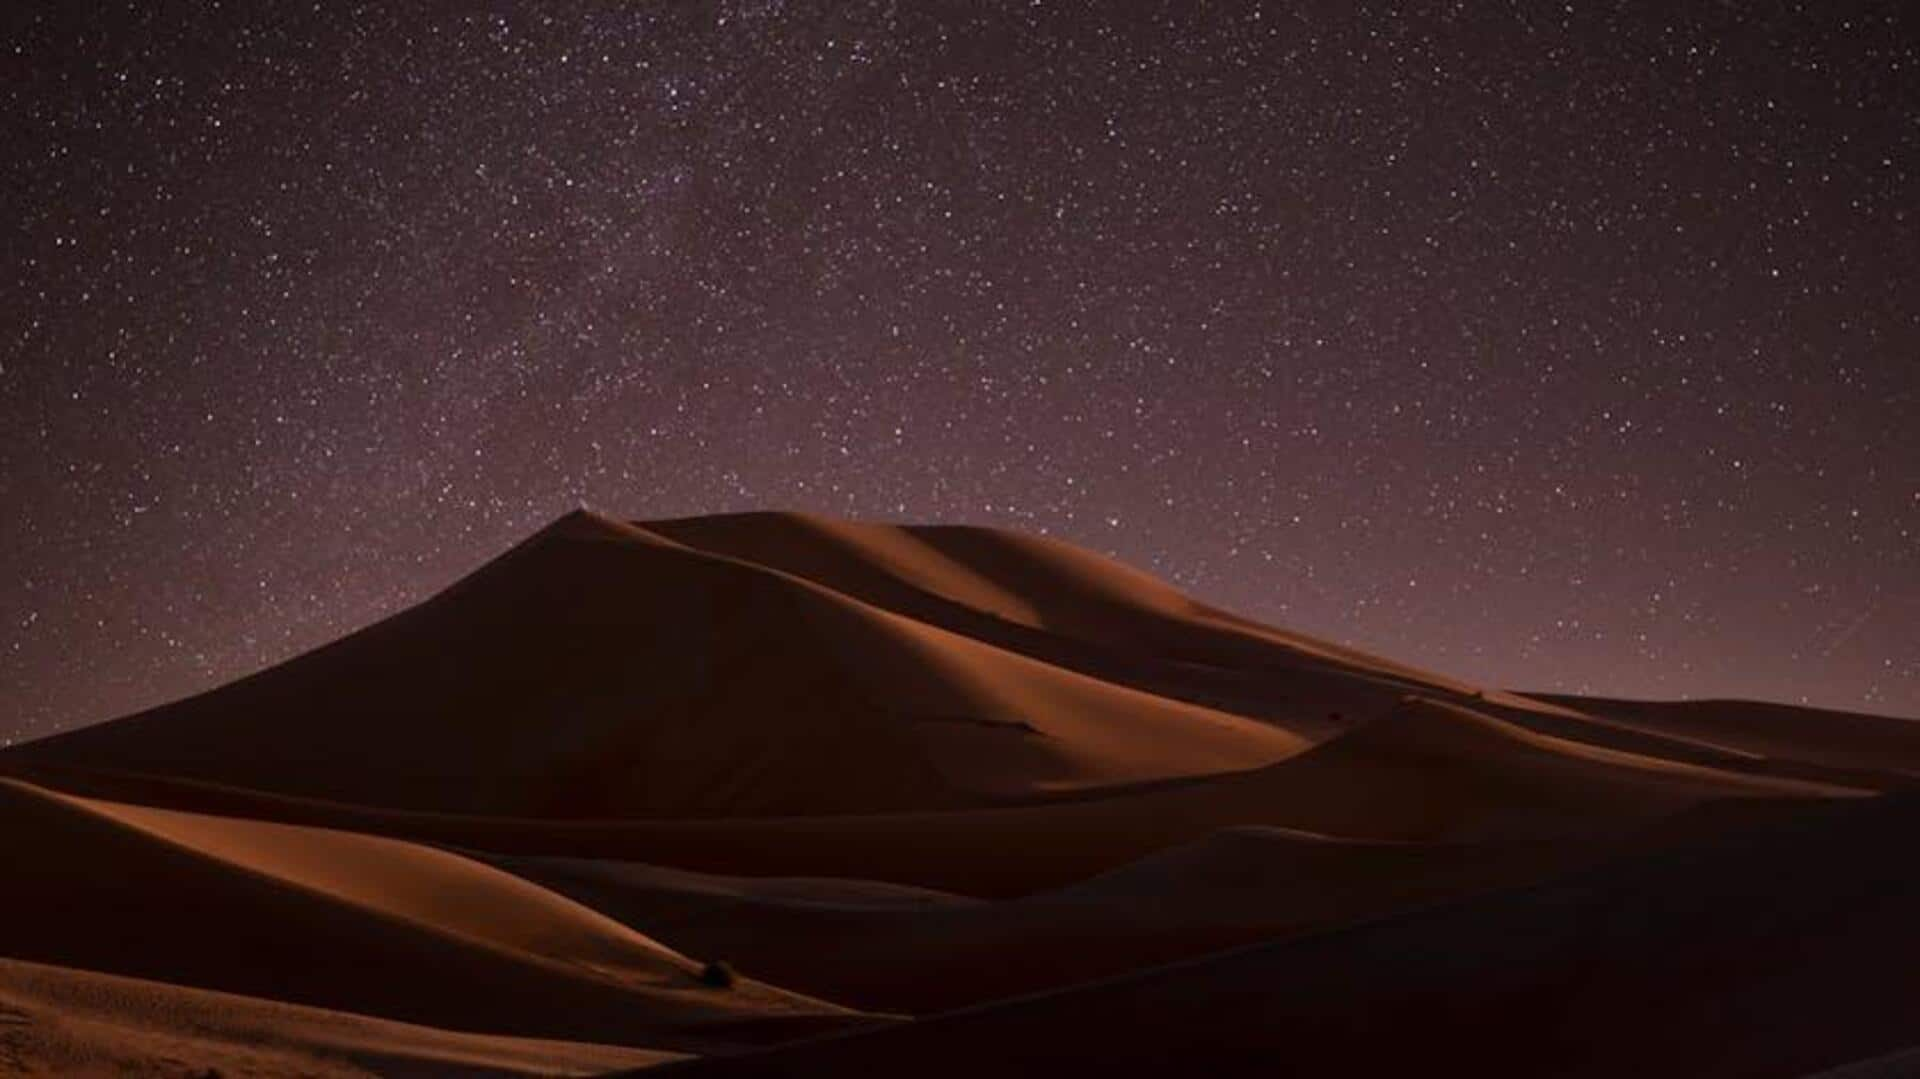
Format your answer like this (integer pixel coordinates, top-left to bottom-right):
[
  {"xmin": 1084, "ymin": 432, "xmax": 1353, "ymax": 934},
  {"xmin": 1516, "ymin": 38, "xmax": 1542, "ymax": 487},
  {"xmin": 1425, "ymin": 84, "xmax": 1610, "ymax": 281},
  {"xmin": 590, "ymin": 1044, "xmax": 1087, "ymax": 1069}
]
[
  {"xmin": 0, "ymin": 956, "xmax": 682, "ymax": 1077},
  {"xmin": 12, "ymin": 698, "xmax": 1851, "ymax": 900},
  {"xmin": 0, "ymin": 778, "xmax": 870, "ymax": 1052},
  {"xmin": 648, "ymin": 792, "xmax": 1920, "ymax": 1079},
  {"xmin": 9, "ymin": 511, "xmax": 1306, "ymax": 818},
  {"xmin": 484, "ymin": 825, "xmax": 1585, "ymax": 1013}
]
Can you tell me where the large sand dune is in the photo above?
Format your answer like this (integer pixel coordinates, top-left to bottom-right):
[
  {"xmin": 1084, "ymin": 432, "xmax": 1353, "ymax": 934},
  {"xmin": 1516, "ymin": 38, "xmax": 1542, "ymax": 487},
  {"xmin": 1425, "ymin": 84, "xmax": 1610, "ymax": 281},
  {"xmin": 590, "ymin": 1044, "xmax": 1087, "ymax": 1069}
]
[
  {"xmin": 12, "ymin": 511, "xmax": 1310, "ymax": 818},
  {"xmin": 3, "ymin": 510, "xmax": 1914, "ymax": 1075}
]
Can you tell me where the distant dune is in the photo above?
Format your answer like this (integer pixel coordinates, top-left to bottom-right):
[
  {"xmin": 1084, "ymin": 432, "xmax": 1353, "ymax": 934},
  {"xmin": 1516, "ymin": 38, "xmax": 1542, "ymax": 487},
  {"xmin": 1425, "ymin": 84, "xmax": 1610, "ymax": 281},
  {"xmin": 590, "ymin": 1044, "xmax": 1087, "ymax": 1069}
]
[{"xmin": 3, "ymin": 510, "xmax": 1915, "ymax": 1075}]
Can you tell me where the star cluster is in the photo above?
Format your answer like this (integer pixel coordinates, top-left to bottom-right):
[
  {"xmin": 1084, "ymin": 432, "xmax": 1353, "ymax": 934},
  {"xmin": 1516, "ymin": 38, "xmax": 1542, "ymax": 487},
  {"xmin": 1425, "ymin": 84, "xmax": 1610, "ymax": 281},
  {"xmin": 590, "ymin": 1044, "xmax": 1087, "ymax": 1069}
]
[{"xmin": 3, "ymin": 3, "xmax": 1917, "ymax": 740}]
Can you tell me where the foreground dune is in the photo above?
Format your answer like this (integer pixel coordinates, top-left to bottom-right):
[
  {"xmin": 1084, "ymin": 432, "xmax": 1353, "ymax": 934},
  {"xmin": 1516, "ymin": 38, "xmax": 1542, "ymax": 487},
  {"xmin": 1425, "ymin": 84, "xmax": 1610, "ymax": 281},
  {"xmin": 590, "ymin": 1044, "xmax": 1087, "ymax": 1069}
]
[
  {"xmin": 0, "ymin": 778, "xmax": 873, "ymax": 1053},
  {"xmin": 649, "ymin": 792, "xmax": 1920, "ymax": 1078},
  {"xmin": 0, "ymin": 955, "xmax": 680, "ymax": 1077},
  {"xmin": 484, "ymin": 825, "xmax": 1585, "ymax": 1012}
]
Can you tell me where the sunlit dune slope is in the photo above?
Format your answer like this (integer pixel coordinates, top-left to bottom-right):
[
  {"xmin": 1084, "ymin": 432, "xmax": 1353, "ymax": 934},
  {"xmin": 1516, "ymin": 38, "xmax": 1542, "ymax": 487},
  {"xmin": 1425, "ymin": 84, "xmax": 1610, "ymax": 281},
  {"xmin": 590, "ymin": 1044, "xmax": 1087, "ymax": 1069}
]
[
  {"xmin": 0, "ymin": 955, "xmax": 682, "ymax": 1077},
  {"xmin": 0, "ymin": 778, "xmax": 870, "ymax": 1052},
  {"xmin": 646, "ymin": 510, "xmax": 1473, "ymax": 692}
]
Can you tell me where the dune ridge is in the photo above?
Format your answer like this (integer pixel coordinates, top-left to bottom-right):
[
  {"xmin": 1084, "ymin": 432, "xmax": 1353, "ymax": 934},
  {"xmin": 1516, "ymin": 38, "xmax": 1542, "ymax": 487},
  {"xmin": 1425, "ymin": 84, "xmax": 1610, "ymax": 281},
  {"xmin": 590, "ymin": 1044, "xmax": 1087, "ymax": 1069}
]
[{"xmin": 645, "ymin": 510, "xmax": 1476, "ymax": 691}]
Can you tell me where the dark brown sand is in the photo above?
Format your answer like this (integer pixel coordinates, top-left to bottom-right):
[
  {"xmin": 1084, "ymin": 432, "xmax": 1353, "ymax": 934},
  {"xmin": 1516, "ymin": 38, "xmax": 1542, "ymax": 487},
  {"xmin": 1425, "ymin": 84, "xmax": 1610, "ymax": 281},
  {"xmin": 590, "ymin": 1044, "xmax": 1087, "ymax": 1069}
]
[{"xmin": 3, "ymin": 510, "xmax": 1911, "ymax": 1075}]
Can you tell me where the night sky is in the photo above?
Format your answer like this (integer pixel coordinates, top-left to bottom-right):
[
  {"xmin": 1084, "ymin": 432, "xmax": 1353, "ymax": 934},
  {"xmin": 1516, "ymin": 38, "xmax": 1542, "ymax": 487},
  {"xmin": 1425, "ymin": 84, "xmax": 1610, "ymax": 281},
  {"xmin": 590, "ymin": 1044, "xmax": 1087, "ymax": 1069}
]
[{"xmin": 4, "ymin": 4, "xmax": 1917, "ymax": 742}]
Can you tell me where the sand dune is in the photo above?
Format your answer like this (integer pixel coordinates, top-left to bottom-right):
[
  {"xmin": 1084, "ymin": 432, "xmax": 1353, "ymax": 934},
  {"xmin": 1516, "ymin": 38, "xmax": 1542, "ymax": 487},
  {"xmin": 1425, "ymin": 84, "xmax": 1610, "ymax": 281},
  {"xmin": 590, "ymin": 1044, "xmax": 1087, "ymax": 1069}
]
[
  {"xmin": 0, "ymin": 955, "xmax": 680, "ymax": 1077},
  {"xmin": 0, "ymin": 510, "xmax": 1905, "ymax": 1075},
  {"xmin": 0, "ymin": 778, "xmax": 871, "ymax": 1053},
  {"xmin": 23, "ymin": 511, "xmax": 1850, "ymax": 828},
  {"xmin": 1268, "ymin": 697, "xmax": 1860, "ymax": 837},
  {"xmin": 1539, "ymin": 693, "xmax": 1920, "ymax": 778},
  {"xmin": 648, "ymin": 510, "xmax": 1473, "ymax": 690},
  {"xmin": 12, "ymin": 511, "xmax": 1307, "ymax": 818},
  {"xmin": 484, "ymin": 825, "xmax": 1583, "ymax": 1012},
  {"xmin": 646, "ymin": 511, "xmax": 1510, "ymax": 732},
  {"xmin": 12, "ymin": 696, "xmax": 1850, "ymax": 901},
  {"xmin": 651, "ymin": 792, "xmax": 1920, "ymax": 1078}
]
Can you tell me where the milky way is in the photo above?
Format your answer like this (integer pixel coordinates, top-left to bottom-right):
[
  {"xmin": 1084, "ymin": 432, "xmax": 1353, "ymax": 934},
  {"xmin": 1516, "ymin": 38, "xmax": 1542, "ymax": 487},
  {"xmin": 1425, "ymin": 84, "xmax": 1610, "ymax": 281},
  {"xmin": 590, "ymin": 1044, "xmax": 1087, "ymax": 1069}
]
[{"xmin": 3, "ymin": 4, "xmax": 1917, "ymax": 740}]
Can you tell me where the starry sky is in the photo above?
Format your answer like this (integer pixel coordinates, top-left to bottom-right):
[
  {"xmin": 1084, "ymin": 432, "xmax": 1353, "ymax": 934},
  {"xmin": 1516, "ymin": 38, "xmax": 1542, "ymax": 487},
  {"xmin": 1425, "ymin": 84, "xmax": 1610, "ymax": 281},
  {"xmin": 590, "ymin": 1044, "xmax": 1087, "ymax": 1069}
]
[{"xmin": 3, "ymin": 3, "xmax": 1917, "ymax": 742}]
